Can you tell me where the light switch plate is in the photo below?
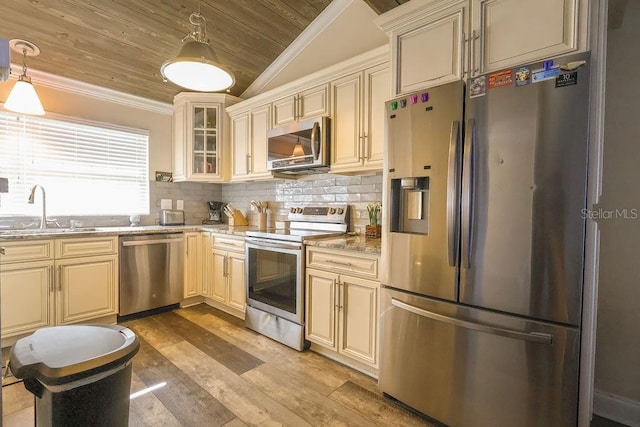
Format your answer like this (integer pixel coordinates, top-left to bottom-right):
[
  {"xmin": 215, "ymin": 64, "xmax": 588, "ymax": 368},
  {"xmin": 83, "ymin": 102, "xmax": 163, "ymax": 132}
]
[
  {"xmin": 161, "ymin": 199, "xmax": 172, "ymax": 209},
  {"xmin": 176, "ymin": 200, "xmax": 184, "ymax": 210}
]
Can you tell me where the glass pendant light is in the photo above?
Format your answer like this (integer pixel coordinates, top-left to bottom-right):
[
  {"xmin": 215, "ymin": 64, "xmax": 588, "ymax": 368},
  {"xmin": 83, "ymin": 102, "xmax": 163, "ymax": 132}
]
[
  {"xmin": 161, "ymin": 4, "xmax": 235, "ymax": 92},
  {"xmin": 4, "ymin": 39, "xmax": 45, "ymax": 116}
]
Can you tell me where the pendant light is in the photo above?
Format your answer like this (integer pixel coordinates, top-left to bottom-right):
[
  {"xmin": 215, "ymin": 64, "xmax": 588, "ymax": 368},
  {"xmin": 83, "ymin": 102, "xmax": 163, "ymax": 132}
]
[
  {"xmin": 161, "ymin": 3, "xmax": 235, "ymax": 92},
  {"xmin": 4, "ymin": 39, "xmax": 45, "ymax": 116}
]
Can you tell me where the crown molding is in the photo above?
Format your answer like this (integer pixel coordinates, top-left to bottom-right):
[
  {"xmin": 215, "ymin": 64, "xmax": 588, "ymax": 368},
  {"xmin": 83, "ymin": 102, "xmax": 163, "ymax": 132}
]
[
  {"xmin": 241, "ymin": 0, "xmax": 355, "ymax": 99},
  {"xmin": 5, "ymin": 63, "xmax": 173, "ymax": 115}
]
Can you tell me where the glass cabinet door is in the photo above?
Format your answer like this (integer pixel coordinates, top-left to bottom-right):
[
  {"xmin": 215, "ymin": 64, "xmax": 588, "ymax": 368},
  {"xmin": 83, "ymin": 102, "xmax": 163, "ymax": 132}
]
[{"xmin": 192, "ymin": 106, "xmax": 218, "ymax": 175}]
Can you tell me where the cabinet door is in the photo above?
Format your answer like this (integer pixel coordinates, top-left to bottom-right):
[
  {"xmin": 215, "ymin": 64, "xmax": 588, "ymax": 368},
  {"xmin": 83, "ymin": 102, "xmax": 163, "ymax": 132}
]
[
  {"xmin": 189, "ymin": 105, "xmax": 220, "ymax": 179},
  {"xmin": 472, "ymin": 0, "xmax": 579, "ymax": 74},
  {"xmin": 227, "ymin": 251, "xmax": 246, "ymax": 312},
  {"xmin": 249, "ymin": 105, "xmax": 271, "ymax": 177},
  {"xmin": 393, "ymin": 3, "xmax": 467, "ymax": 95},
  {"xmin": 184, "ymin": 233, "xmax": 202, "ymax": 298},
  {"xmin": 330, "ymin": 73, "xmax": 363, "ymax": 172},
  {"xmin": 305, "ymin": 268, "xmax": 338, "ymax": 350},
  {"xmin": 56, "ymin": 254, "xmax": 118, "ymax": 324},
  {"xmin": 363, "ymin": 64, "xmax": 390, "ymax": 168},
  {"xmin": 299, "ymin": 84, "xmax": 329, "ymax": 121},
  {"xmin": 173, "ymin": 102, "xmax": 187, "ymax": 181},
  {"xmin": 272, "ymin": 96, "xmax": 297, "ymax": 127},
  {"xmin": 231, "ymin": 113, "xmax": 250, "ymax": 180},
  {"xmin": 1, "ymin": 261, "xmax": 54, "ymax": 338},
  {"xmin": 211, "ymin": 249, "xmax": 228, "ymax": 303},
  {"xmin": 201, "ymin": 233, "xmax": 214, "ymax": 297},
  {"xmin": 339, "ymin": 275, "xmax": 378, "ymax": 366}
]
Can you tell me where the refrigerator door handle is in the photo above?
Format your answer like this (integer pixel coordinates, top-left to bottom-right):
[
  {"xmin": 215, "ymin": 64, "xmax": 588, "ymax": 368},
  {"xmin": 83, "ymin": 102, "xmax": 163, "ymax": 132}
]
[
  {"xmin": 447, "ymin": 120, "xmax": 462, "ymax": 267},
  {"xmin": 461, "ymin": 118, "xmax": 475, "ymax": 268},
  {"xmin": 391, "ymin": 298, "xmax": 553, "ymax": 345}
]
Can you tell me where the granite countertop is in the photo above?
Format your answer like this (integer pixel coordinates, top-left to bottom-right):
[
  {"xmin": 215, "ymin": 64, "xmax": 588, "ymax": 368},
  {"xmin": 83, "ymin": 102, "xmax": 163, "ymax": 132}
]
[
  {"xmin": 0, "ymin": 224, "xmax": 258, "ymax": 241},
  {"xmin": 305, "ymin": 234, "xmax": 382, "ymax": 255}
]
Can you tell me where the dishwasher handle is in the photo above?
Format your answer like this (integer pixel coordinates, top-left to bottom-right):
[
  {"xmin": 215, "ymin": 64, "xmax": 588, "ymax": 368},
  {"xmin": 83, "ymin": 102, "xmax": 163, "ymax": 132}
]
[{"xmin": 121, "ymin": 237, "xmax": 183, "ymax": 247}]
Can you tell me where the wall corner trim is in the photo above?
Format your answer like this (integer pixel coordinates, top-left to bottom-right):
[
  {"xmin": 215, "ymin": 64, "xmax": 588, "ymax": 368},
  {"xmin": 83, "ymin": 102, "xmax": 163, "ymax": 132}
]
[{"xmin": 241, "ymin": 0, "xmax": 354, "ymax": 99}]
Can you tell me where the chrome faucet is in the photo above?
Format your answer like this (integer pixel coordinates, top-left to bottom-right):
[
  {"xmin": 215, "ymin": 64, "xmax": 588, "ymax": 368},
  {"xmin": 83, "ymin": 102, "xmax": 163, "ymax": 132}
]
[{"xmin": 28, "ymin": 185, "xmax": 47, "ymax": 229}]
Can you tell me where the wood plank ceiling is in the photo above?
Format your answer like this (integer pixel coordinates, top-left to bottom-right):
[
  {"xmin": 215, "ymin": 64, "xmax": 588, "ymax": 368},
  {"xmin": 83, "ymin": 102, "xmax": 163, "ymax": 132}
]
[{"xmin": 0, "ymin": 0, "xmax": 402, "ymax": 104}]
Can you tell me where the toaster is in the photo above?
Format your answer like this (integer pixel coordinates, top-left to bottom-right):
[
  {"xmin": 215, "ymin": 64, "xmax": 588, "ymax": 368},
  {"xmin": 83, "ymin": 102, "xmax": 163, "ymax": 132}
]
[{"xmin": 159, "ymin": 209, "xmax": 185, "ymax": 226}]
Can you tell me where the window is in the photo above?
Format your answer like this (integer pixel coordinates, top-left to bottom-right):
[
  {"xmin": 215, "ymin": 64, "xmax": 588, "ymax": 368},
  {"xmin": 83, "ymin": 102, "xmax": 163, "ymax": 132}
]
[{"xmin": 0, "ymin": 111, "xmax": 149, "ymax": 217}]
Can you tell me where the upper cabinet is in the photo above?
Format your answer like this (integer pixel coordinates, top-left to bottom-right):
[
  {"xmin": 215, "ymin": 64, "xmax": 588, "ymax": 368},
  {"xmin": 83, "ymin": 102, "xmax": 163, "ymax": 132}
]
[
  {"xmin": 173, "ymin": 92, "xmax": 241, "ymax": 182},
  {"xmin": 471, "ymin": 0, "xmax": 582, "ymax": 74},
  {"xmin": 230, "ymin": 104, "xmax": 274, "ymax": 181},
  {"xmin": 225, "ymin": 46, "xmax": 389, "ymax": 178},
  {"xmin": 272, "ymin": 84, "xmax": 329, "ymax": 127},
  {"xmin": 330, "ymin": 63, "xmax": 390, "ymax": 174},
  {"xmin": 376, "ymin": 0, "xmax": 588, "ymax": 96}
]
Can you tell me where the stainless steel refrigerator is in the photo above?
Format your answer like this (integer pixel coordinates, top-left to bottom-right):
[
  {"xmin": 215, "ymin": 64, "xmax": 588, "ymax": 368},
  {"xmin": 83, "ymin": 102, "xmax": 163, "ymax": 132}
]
[{"xmin": 379, "ymin": 52, "xmax": 590, "ymax": 426}]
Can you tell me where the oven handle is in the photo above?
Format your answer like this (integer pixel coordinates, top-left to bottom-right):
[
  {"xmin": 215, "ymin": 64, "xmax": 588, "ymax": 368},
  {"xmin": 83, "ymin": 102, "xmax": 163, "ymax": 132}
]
[{"xmin": 245, "ymin": 237, "xmax": 303, "ymax": 251}]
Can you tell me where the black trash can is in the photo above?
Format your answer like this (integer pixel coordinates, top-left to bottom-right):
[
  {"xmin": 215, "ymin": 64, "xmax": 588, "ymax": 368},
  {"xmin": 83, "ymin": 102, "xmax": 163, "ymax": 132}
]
[{"xmin": 9, "ymin": 324, "xmax": 140, "ymax": 427}]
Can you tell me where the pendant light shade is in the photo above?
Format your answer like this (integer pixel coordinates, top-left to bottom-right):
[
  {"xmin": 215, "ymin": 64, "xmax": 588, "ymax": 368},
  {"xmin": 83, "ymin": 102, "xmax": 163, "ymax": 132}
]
[
  {"xmin": 5, "ymin": 75, "xmax": 44, "ymax": 115},
  {"xmin": 161, "ymin": 10, "xmax": 234, "ymax": 92},
  {"xmin": 3, "ymin": 39, "xmax": 45, "ymax": 116}
]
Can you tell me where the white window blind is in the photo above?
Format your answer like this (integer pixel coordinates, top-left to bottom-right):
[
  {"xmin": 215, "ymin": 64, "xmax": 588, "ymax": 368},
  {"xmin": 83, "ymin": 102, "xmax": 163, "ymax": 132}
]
[{"xmin": 0, "ymin": 111, "xmax": 149, "ymax": 217}]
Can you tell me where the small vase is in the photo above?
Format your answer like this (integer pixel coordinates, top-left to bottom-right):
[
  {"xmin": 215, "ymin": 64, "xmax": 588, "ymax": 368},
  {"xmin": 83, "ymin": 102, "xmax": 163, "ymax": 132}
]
[{"xmin": 365, "ymin": 224, "xmax": 381, "ymax": 239}]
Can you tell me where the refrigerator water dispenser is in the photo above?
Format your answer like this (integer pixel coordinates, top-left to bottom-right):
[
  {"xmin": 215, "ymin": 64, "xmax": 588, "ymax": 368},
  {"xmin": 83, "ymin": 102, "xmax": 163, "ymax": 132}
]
[{"xmin": 390, "ymin": 176, "xmax": 429, "ymax": 235}]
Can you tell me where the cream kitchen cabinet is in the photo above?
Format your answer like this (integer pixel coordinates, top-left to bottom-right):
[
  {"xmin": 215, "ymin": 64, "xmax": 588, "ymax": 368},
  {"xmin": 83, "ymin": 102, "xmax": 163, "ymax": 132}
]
[
  {"xmin": 305, "ymin": 247, "xmax": 380, "ymax": 370},
  {"xmin": 184, "ymin": 232, "xmax": 203, "ymax": 298},
  {"xmin": 470, "ymin": 0, "xmax": 583, "ymax": 75},
  {"xmin": 0, "ymin": 240, "xmax": 55, "ymax": 340},
  {"xmin": 381, "ymin": 0, "xmax": 468, "ymax": 95},
  {"xmin": 1, "ymin": 237, "xmax": 118, "ymax": 342},
  {"xmin": 330, "ymin": 63, "xmax": 390, "ymax": 174},
  {"xmin": 205, "ymin": 234, "xmax": 246, "ymax": 318},
  {"xmin": 377, "ymin": 0, "xmax": 587, "ymax": 95},
  {"xmin": 172, "ymin": 92, "xmax": 240, "ymax": 182},
  {"xmin": 230, "ymin": 104, "xmax": 273, "ymax": 181},
  {"xmin": 271, "ymin": 84, "xmax": 329, "ymax": 127}
]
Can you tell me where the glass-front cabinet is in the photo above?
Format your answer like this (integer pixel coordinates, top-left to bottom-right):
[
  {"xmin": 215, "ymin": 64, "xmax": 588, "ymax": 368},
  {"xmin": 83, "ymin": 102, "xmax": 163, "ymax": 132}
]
[
  {"xmin": 172, "ymin": 93, "xmax": 240, "ymax": 182},
  {"xmin": 192, "ymin": 106, "xmax": 218, "ymax": 176}
]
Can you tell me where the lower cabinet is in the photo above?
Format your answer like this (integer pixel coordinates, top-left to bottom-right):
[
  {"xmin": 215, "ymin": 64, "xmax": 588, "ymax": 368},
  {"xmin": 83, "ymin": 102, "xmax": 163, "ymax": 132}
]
[
  {"xmin": 0, "ymin": 260, "xmax": 54, "ymax": 338},
  {"xmin": 55, "ymin": 254, "xmax": 118, "ymax": 324},
  {"xmin": 305, "ymin": 247, "xmax": 380, "ymax": 371},
  {"xmin": 203, "ymin": 233, "xmax": 246, "ymax": 318},
  {"xmin": 184, "ymin": 232, "xmax": 203, "ymax": 298},
  {"xmin": 0, "ymin": 237, "xmax": 118, "ymax": 342}
]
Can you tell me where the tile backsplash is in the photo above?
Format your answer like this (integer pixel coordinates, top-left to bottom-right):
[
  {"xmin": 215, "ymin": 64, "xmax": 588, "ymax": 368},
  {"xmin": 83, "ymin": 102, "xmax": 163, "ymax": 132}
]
[
  {"xmin": 221, "ymin": 173, "xmax": 383, "ymax": 233},
  {"xmin": 0, "ymin": 174, "xmax": 382, "ymax": 232}
]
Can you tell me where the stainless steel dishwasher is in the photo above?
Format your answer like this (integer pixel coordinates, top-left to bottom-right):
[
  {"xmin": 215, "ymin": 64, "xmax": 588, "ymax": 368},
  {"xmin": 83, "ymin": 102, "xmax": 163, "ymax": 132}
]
[{"xmin": 119, "ymin": 233, "xmax": 184, "ymax": 316}]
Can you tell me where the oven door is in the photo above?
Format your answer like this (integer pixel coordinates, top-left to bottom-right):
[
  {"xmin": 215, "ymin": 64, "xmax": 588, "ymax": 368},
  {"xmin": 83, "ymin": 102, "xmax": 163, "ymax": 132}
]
[{"xmin": 245, "ymin": 237, "xmax": 304, "ymax": 324}]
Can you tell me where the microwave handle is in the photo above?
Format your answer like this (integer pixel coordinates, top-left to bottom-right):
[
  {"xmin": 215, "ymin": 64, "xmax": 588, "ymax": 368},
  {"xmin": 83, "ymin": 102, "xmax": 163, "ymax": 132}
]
[{"xmin": 311, "ymin": 121, "xmax": 320, "ymax": 160}]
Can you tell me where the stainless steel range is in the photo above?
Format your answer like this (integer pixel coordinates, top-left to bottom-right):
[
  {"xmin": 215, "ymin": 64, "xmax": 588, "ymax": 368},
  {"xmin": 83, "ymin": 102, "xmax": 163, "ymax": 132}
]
[{"xmin": 245, "ymin": 204, "xmax": 349, "ymax": 350}]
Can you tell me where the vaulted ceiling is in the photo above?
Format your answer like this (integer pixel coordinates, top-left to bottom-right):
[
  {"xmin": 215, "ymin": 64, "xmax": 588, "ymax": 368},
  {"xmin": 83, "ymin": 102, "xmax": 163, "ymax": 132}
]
[{"xmin": 0, "ymin": 0, "xmax": 404, "ymax": 104}]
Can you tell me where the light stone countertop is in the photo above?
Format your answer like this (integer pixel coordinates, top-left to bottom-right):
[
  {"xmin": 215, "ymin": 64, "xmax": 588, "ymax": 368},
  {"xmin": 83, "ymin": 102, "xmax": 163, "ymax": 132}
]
[
  {"xmin": 305, "ymin": 234, "xmax": 382, "ymax": 255},
  {"xmin": 0, "ymin": 226, "xmax": 384, "ymax": 255},
  {"xmin": 0, "ymin": 224, "xmax": 258, "ymax": 241}
]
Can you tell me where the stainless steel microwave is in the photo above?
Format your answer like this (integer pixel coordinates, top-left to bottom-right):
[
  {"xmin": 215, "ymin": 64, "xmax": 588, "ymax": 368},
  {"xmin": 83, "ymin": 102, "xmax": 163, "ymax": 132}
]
[{"xmin": 267, "ymin": 116, "xmax": 330, "ymax": 174}]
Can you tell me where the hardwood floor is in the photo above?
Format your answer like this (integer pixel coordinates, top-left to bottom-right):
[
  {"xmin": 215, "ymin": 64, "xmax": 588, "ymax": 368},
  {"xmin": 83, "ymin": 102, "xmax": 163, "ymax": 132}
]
[
  {"xmin": 2, "ymin": 304, "xmax": 433, "ymax": 426},
  {"xmin": 1, "ymin": 304, "xmax": 631, "ymax": 426}
]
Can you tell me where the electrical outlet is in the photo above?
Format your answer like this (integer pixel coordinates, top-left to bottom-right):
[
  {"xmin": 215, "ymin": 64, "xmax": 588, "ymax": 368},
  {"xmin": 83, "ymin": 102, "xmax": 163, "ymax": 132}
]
[
  {"xmin": 160, "ymin": 199, "xmax": 172, "ymax": 209},
  {"xmin": 176, "ymin": 200, "xmax": 184, "ymax": 210}
]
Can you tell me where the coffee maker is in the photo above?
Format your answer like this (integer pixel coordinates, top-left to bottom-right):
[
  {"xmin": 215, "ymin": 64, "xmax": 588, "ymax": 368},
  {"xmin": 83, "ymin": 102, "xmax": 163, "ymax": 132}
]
[{"xmin": 203, "ymin": 201, "xmax": 224, "ymax": 224}]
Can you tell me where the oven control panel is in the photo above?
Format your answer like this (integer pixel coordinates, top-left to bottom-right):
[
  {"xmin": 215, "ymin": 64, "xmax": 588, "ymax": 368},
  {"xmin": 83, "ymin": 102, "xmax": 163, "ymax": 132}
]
[{"xmin": 287, "ymin": 204, "xmax": 349, "ymax": 223}]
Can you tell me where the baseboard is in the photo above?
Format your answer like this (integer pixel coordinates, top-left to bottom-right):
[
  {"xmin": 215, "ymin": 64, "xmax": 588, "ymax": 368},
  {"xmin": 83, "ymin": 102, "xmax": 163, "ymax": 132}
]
[{"xmin": 593, "ymin": 389, "xmax": 640, "ymax": 427}]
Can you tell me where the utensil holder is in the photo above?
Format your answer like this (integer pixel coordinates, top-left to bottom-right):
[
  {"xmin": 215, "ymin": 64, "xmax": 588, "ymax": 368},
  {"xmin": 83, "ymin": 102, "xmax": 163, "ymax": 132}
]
[
  {"xmin": 257, "ymin": 212, "xmax": 267, "ymax": 230},
  {"xmin": 229, "ymin": 211, "xmax": 248, "ymax": 226}
]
